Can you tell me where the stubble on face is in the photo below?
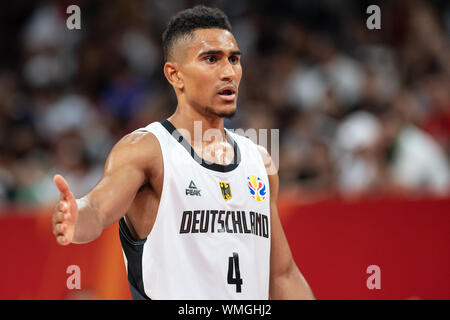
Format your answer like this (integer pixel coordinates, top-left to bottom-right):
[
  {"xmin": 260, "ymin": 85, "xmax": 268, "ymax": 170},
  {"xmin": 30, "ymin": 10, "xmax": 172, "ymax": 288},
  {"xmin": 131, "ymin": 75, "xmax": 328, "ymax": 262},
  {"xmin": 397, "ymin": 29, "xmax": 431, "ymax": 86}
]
[
  {"xmin": 175, "ymin": 29, "xmax": 242, "ymax": 120},
  {"xmin": 204, "ymin": 105, "xmax": 236, "ymax": 118}
]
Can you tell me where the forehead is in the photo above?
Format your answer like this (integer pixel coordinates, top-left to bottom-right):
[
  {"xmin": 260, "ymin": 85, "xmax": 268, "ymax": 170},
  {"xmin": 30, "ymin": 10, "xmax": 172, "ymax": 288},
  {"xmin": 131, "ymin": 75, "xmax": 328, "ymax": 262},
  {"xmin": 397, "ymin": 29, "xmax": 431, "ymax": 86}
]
[{"xmin": 183, "ymin": 28, "xmax": 239, "ymax": 56}]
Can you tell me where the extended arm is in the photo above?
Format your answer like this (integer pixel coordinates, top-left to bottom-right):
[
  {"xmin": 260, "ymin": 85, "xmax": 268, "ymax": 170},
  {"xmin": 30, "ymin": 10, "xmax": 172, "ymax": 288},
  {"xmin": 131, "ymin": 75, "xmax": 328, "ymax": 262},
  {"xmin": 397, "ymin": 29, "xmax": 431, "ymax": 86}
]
[{"xmin": 52, "ymin": 131, "xmax": 157, "ymax": 245}]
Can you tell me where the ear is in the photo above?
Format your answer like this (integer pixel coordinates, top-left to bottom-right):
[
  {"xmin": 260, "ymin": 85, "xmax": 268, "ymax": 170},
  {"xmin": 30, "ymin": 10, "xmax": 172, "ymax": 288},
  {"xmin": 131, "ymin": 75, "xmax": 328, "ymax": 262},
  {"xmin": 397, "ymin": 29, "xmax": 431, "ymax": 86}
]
[{"xmin": 164, "ymin": 62, "xmax": 184, "ymax": 90}]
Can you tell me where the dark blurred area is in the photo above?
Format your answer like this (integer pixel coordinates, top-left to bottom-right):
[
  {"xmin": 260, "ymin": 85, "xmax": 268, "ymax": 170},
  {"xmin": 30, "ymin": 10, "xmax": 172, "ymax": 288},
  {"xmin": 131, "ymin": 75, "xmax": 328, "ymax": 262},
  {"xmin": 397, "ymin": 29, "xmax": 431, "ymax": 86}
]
[{"xmin": 0, "ymin": 0, "xmax": 449, "ymax": 209}]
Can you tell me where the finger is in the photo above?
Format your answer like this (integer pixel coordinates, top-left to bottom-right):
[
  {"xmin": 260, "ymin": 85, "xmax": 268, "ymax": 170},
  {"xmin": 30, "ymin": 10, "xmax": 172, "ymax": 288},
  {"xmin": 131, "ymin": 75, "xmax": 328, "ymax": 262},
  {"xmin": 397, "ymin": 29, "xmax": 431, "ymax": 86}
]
[
  {"xmin": 53, "ymin": 210, "xmax": 65, "ymax": 224},
  {"xmin": 55, "ymin": 201, "xmax": 68, "ymax": 213},
  {"xmin": 53, "ymin": 175, "xmax": 73, "ymax": 200},
  {"xmin": 53, "ymin": 223, "xmax": 66, "ymax": 236},
  {"xmin": 64, "ymin": 212, "xmax": 72, "ymax": 221},
  {"xmin": 56, "ymin": 235, "xmax": 69, "ymax": 246},
  {"xmin": 52, "ymin": 202, "xmax": 68, "ymax": 225}
]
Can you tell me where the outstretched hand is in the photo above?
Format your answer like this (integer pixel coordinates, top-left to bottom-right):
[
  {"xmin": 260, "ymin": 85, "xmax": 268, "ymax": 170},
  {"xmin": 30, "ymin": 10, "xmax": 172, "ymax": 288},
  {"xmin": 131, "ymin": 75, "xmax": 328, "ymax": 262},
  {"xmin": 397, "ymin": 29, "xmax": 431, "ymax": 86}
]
[{"xmin": 52, "ymin": 174, "xmax": 79, "ymax": 245}]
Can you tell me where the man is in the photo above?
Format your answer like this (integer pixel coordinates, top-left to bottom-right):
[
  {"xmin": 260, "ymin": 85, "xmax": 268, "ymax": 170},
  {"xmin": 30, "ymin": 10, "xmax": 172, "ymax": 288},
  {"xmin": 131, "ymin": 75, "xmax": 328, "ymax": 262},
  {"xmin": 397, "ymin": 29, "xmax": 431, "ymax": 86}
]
[{"xmin": 52, "ymin": 5, "xmax": 314, "ymax": 300}]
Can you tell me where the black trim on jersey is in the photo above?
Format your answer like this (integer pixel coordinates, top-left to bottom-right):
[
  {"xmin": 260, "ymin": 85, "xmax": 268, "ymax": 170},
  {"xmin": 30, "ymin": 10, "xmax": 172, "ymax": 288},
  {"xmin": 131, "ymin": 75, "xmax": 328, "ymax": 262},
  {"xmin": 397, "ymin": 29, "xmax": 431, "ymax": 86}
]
[
  {"xmin": 118, "ymin": 217, "xmax": 150, "ymax": 300},
  {"xmin": 160, "ymin": 119, "xmax": 241, "ymax": 173}
]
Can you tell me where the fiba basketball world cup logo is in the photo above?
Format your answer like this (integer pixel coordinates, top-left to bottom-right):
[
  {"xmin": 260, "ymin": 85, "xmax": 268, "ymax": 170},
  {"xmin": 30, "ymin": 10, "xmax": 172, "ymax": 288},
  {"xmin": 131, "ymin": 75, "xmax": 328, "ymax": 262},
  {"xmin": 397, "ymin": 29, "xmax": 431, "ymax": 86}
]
[{"xmin": 247, "ymin": 175, "xmax": 267, "ymax": 202}]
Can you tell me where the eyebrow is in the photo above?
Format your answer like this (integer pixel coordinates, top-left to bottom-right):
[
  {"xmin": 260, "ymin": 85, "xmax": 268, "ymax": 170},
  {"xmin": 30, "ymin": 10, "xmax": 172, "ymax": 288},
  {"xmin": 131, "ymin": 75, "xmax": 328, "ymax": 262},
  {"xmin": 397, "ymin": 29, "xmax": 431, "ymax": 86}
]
[{"xmin": 198, "ymin": 50, "xmax": 242, "ymax": 57}]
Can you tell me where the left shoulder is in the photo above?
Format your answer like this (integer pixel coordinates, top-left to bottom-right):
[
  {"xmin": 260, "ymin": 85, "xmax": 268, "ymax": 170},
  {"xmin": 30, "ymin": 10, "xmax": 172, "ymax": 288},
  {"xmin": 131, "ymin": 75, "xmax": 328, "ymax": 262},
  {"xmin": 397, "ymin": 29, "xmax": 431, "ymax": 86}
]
[
  {"xmin": 226, "ymin": 129, "xmax": 277, "ymax": 176},
  {"xmin": 256, "ymin": 144, "xmax": 278, "ymax": 177},
  {"xmin": 255, "ymin": 145, "xmax": 279, "ymax": 200}
]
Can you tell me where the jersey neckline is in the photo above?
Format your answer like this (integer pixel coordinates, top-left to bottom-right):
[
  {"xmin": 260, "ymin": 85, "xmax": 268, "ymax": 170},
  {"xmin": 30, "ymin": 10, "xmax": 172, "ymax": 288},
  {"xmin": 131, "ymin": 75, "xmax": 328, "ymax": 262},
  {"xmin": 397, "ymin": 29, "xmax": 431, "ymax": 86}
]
[{"xmin": 160, "ymin": 119, "xmax": 241, "ymax": 173}]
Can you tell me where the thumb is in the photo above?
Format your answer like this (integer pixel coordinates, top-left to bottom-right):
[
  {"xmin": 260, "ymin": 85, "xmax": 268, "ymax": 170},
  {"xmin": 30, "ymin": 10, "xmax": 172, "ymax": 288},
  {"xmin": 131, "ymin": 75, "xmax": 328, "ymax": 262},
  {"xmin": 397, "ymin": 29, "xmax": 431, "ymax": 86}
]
[{"xmin": 53, "ymin": 174, "xmax": 73, "ymax": 200}]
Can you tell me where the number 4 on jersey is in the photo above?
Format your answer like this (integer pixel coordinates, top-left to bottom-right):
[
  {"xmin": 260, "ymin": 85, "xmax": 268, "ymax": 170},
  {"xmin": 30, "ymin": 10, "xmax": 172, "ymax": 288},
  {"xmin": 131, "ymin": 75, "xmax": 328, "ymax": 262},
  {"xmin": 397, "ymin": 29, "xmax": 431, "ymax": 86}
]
[{"xmin": 227, "ymin": 252, "xmax": 243, "ymax": 292}]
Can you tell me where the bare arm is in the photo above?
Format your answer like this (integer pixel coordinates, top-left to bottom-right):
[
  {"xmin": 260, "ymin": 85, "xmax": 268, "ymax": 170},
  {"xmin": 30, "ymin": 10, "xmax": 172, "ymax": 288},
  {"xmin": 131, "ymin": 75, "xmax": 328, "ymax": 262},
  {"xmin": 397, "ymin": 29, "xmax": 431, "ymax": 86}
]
[
  {"xmin": 258, "ymin": 146, "xmax": 315, "ymax": 300},
  {"xmin": 52, "ymin": 131, "xmax": 157, "ymax": 245}
]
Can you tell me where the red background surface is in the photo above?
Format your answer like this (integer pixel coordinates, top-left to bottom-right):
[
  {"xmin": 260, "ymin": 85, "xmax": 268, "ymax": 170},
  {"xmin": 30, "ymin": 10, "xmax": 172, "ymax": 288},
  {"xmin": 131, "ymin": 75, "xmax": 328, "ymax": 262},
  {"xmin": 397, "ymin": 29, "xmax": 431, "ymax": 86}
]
[{"xmin": 1, "ymin": 196, "xmax": 449, "ymax": 300}]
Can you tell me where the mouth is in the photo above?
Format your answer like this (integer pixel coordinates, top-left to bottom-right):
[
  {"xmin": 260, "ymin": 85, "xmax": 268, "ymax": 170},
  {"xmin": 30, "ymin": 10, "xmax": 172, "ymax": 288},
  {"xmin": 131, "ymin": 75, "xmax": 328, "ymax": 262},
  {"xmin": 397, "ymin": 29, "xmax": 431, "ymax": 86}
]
[{"xmin": 217, "ymin": 87, "xmax": 237, "ymax": 102}]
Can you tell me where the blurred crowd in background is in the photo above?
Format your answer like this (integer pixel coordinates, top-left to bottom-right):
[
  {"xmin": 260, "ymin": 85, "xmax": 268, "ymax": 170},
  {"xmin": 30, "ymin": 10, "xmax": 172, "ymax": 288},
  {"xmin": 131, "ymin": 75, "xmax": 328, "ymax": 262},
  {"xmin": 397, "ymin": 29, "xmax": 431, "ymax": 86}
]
[{"xmin": 0, "ymin": 0, "xmax": 449, "ymax": 209}]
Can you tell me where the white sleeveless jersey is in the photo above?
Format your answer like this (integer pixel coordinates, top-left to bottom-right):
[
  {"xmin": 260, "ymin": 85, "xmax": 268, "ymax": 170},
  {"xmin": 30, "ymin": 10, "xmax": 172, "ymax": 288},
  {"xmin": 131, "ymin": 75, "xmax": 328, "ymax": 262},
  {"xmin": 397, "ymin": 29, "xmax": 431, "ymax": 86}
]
[{"xmin": 119, "ymin": 120, "xmax": 271, "ymax": 300}]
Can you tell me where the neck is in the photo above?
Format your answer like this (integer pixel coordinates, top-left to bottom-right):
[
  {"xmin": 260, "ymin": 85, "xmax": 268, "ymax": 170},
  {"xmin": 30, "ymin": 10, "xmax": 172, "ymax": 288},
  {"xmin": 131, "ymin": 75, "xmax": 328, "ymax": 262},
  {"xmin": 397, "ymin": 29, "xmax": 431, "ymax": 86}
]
[{"xmin": 168, "ymin": 104, "xmax": 226, "ymax": 146}]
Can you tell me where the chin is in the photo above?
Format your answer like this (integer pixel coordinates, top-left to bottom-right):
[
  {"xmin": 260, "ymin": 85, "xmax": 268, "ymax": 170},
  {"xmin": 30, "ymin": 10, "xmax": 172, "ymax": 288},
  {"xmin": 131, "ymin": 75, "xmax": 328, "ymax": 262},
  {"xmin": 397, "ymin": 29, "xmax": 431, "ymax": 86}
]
[
  {"xmin": 206, "ymin": 104, "xmax": 237, "ymax": 118},
  {"xmin": 217, "ymin": 108, "xmax": 236, "ymax": 118}
]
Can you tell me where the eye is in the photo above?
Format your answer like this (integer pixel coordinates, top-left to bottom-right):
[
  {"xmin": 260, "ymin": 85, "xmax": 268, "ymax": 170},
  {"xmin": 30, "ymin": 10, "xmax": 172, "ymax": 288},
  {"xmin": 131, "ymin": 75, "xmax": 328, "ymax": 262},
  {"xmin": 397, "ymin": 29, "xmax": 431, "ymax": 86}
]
[
  {"xmin": 205, "ymin": 56, "xmax": 217, "ymax": 63},
  {"xmin": 229, "ymin": 55, "xmax": 240, "ymax": 64}
]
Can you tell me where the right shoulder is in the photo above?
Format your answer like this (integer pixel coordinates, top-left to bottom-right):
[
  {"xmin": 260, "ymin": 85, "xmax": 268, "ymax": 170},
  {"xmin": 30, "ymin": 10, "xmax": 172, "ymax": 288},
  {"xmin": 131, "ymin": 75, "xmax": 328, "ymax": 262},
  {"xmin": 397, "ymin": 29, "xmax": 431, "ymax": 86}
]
[
  {"xmin": 117, "ymin": 129, "xmax": 159, "ymax": 149},
  {"xmin": 106, "ymin": 129, "xmax": 161, "ymax": 171}
]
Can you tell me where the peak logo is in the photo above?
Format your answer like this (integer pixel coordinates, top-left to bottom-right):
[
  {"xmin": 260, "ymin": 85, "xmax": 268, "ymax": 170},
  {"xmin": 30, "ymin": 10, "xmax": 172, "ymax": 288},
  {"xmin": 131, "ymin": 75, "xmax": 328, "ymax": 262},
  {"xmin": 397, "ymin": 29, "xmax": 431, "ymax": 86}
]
[
  {"xmin": 247, "ymin": 175, "xmax": 267, "ymax": 202},
  {"xmin": 186, "ymin": 180, "xmax": 201, "ymax": 196}
]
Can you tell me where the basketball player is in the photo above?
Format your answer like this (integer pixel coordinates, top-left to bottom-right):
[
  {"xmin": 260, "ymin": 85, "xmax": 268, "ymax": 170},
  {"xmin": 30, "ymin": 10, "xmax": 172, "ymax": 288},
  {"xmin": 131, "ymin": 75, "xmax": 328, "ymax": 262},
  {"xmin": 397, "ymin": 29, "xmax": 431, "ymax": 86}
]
[{"xmin": 52, "ymin": 6, "xmax": 314, "ymax": 300}]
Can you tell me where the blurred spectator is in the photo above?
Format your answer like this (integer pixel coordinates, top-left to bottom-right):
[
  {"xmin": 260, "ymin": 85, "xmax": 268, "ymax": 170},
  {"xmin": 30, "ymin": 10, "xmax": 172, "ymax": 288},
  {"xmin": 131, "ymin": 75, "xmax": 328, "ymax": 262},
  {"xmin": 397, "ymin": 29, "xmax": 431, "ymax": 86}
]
[
  {"xmin": 379, "ymin": 91, "xmax": 450, "ymax": 196},
  {"xmin": 333, "ymin": 111, "xmax": 382, "ymax": 196}
]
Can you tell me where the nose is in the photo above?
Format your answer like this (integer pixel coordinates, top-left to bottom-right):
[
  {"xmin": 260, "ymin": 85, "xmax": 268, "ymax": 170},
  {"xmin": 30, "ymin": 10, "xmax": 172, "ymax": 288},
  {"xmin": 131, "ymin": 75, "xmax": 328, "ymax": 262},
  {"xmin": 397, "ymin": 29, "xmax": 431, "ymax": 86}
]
[{"xmin": 220, "ymin": 60, "xmax": 236, "ymax": 82}]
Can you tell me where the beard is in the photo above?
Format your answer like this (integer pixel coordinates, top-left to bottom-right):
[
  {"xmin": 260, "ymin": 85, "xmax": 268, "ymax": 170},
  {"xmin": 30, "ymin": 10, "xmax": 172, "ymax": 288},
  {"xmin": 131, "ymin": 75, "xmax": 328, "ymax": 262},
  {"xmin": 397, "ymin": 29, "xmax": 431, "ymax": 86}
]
[{"xmin": 205, "ymin": 105, "xmax": 236, "ymax": 118}]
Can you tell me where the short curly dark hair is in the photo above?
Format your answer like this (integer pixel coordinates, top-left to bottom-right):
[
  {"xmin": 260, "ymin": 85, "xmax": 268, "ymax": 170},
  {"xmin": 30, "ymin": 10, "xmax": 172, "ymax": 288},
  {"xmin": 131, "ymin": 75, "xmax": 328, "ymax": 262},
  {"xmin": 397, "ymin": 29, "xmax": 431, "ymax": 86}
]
[{"xmin": 162, "ymin": 5, "xmax": 232, "ymax": 62}]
